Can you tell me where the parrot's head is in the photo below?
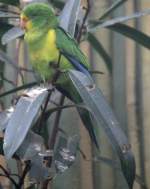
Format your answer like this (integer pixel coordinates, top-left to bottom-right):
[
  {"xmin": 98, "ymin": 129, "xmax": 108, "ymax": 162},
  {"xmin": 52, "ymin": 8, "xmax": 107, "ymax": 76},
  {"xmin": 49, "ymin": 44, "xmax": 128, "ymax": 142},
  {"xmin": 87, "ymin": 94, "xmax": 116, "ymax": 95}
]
[{"xmin": 20, "ymin": 3, "xmax": 59, "ymax": 32}]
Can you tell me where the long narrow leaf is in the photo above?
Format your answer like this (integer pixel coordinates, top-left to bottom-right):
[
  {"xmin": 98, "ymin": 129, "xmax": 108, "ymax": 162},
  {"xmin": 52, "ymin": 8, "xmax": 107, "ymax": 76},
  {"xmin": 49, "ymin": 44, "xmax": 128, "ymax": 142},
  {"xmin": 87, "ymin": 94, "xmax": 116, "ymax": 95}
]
[
  {"xmin": 0, "ymin": 1, "xmax": 19, "ymax": 6},
  {"xmin": 0, "ymin": 82, "xmax": 38, "ymax": 98},
  {"xmin": 107, "ymin": 23, "xmax": 150, "ymax": 49},
  {"xmin": 87, "ymin": 33, "xmax": 112, "ymax": 73},
  {"xmin": 0, "ymin": 3, "xmax": 20, "ymax": 14},
  {"xmin": 99, "ymin": 0, "xmax": 128, "ymax": 20},
  {"xmin": 0, "ymin": 49, "xmax": 24, "ymax": 82},
  {"xmin": 50, "ymin": 0, "xmax": 64, "ymax": 9},
  {"xmin": 0, "ymin": 12, "xmax": 19, "ymax": 18},
  {"xmin": 59, "ymin": 0, "xmax": 81, "ymax": 36},
  {"xmin": 1, "ymin": 27, "xmax": 24, "ymax": 45},
  {"xmin": 0, "ymin": 21, "xmax": 12, "ymax": 31},
  {"xmin": 88, "ymin": 8, "xmax": 150, "ymax": 31},
  {"xmin": 4, "ymin": 88, "xmax": 48, "ymax": 159},
  {"xmin": 69, "ymin": 70, "xmax": 135, "ymax": 189},
  {"xmin": 0, "ymin": 138, "xmax": 4, "ymax": 155}
]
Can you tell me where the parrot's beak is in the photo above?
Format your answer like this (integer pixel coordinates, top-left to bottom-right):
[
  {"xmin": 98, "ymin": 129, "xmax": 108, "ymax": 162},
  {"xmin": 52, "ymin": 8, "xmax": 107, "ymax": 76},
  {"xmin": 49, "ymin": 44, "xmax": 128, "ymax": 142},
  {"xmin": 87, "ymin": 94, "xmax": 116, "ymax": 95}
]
[{"xmin": 20, "ymin": 15, "xmax": 28, "ymax": 30}]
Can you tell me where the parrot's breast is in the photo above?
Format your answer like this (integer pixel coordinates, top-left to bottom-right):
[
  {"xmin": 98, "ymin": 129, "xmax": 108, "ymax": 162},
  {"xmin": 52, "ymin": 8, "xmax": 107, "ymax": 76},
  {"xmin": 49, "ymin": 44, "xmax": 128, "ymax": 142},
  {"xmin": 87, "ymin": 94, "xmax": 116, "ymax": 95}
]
[
  {"xmin": 27, "ymin": 29, "xmax": 60, "ymax": 79},
  {"xmin": 29, "ymin": 29, "xmax": 59, "ymax": 63},
  {"xmin": 26, "ymin": 28, "xmax": 72, "ymax": 80}
]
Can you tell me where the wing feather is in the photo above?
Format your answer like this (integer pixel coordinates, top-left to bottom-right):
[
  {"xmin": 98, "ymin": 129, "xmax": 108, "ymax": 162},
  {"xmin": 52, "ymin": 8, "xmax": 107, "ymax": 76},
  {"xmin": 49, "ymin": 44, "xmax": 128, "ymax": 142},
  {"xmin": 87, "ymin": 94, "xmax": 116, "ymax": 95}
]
[{"xmin": 55, "ymin": 27, "xmax": 89, "ymax": 69}]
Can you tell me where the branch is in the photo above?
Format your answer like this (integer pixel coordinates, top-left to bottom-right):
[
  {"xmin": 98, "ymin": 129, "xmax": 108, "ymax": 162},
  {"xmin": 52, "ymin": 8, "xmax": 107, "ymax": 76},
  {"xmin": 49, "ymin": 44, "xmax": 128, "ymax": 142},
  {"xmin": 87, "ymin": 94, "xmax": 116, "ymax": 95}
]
[
  {"xmin": 0, "ymin": 165, "xmax": 19, "ymax": 188},
  {"xmin": 0, "ymin": 74, "xmax": 16, "ymax": 86},
  {"xmin": 37, "ymin": 87, "xmax": 55, "ymax": 133},
  {"xmin": 18, "ymin": 161, "xmax": 31, "ymax": 188},
  {"xmin": 48, "ymin": 94, "xmax": 65, "ymax": 165}
]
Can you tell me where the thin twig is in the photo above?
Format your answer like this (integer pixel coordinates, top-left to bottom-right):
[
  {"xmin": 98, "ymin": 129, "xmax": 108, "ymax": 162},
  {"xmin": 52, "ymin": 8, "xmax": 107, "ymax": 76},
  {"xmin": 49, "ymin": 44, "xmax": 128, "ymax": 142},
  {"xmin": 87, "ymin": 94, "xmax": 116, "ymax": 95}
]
[
  {"xmin": 99, "ymin": 0, "xmax": 128, "ymax": 20},
  {"xmin": 0, "ymin": 50, "xmax": 24, "ymax": 84},
  {"xmin": 89, "ymin": 70, "xmax": 104, "ymax": 75},
  {"xmin": 41, "ymin": 95, "xmax": 65, "ymax": 188},
  {"xmin": 18, "ymin": 161, "xmax": 31, "ymax": 188},
  {"xmin": 19, "ymin": 67, "xmax": 34, "ymax": 73},
  {"xmin": 44, "ymin": 103, "xmax": 89, "ymax": 120},
  {"xmin": 37, "ymin": 52, "xmax": 63, "ymax": 131},
  {"xmin": 41, "ymin": 54, "xmax": 66, "ymax": 188},
  {"xmin": 0, "ymin": 75, "xmax": 16, "ymax": 86},
  {"xmin": 0, "ymin": 165, "xmax": 19, "ymax": 188},
  {"xmin": 37, "ymin": 87, "xmax": 54, "ymax": 133},
  {"xmin": 48, "ymin": 94, "xmax": 65, "ymax": 163}
]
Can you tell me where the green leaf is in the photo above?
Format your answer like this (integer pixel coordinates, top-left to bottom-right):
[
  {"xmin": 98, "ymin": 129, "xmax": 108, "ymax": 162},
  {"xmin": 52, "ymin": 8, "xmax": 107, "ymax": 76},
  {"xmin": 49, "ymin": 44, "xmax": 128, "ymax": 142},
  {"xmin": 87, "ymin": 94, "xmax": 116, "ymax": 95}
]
[
  {"xmin": 59, "ymin": 0, "xmax": 81, "ymax": 36},
  {"xmin": 69, "ymin": 70, "xmax": 135, "ymax": 189},
  {"xmin": 87, "ymin": 33, "xmax": 112, "ymax": 73},
  {"xmin": 107, "ymin": 23, "xmax": 150, "ymax": 49},
  {"xmin": 0, "ymin": 3, "xmax": 20, "ymax": 14},
  {"xmin": 0, "ymin": 21, "xmax": 11, "ymax": 36},
  {"xmin": 0, "ymin": 0, "xmax": 19, "ymax": 6},
  {"xmin": 4, "ymin": 88, "xmax": 48, "ymax": 159},
  {"xmin": 0, "ymin": 138, "xmax": 4, "ymax": 155},
  {"xmin": 99, "ymin": 0, "xmax": 128, "ymax": 20},
  {"xmin": 0, "ymin": 49, "xmax": 24, "ymax": 82},
  {"xmin": 1, "ymin": 27, "xmax": 24, "ymax": 45},
  {"xmin": 0, "ymin": 82, "xmax": 38, "ymax": 98},
  {"xmin": 88, "ymin": 8, "xmax": 150, "ymax": 32},
  {"xmin": 0, "ymin": 22, "xmax": 12, "ymax": 50},
  {"xmin": 50, "ymin": 0, "xmax": 64, "ymax": 9}
]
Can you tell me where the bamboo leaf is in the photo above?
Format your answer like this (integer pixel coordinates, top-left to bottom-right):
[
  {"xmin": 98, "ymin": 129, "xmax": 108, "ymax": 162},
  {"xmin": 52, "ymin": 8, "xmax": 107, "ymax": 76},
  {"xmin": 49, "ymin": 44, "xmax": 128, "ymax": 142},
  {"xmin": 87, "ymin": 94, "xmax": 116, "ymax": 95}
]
[
  {"xmin": 0, "ymin": 49, "xmax": 24, "ymax": 82},
  {"xmin": 0, "ymin": 1, "xmax": 19, "ymax": 6},
  {"xmin": 16, "ymin": 131, "xmax": 49, "ymax": 181},
  {"xmin": 3, "ymin": 88, "xmax": 48, "ymax": 159},
  {"xmin": 88, "ymin": 9, "xmax": 150, "ymax": 31},
  {"xmin": 0, "ymin": 107, "xmax": 14, "ymax": 132},
  {"xmin": 0, "ymin": 138, "xmax": 3, "ymax": 155},
  {"xmin": 69, "ymin": 70, "xmax": 135, "ymax": 189},
  {"xmin": 87, "ymin": 33, "xmax": 112, "ymax": 73},
  {"xmin": 51, "ymin": 0, "xmax": 64, "ymax": 9},
  {"xmin": 0, "ymin": 22, "xmax": 12, "ymax": 37},
  {"xmin": 0, "ymin": 82, "xmax": 38, "ymax": 98},
  {"xmin": 107, "ymin": 23, "xmax": 150, "ymax": 49},
  {"xmin": 1, "ymin": 27, "xmax": 24, "ymax": 45},
  {"xmin": 99, "ymin": 0, "xmax": 128, "ymax": 20},
  {"xmin": 59, "ymin": 0, "xmax": 81, "ymax": 36},
  {"xmin": 0, "ymin": 12, "xmax": 18, "ymax": 18}
]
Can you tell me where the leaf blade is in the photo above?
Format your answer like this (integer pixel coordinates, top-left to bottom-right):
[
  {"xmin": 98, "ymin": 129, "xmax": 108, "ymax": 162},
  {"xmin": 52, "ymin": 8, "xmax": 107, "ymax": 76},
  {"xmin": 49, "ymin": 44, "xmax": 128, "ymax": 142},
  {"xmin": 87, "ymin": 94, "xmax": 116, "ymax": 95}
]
[
  {"xmin": 107, "ymin": 23, "xmax": 150, "ymax": 49},
  {"xmin": 1, "ymin": 27, "xmax": 24, "ymax": 45},
  {"xmin": 88, "ymin": 8, "xmax": 150, "ymax": 31},
  {"xmin": 0, "ymin": 82, "xmax": 38, "ymax": 98},
  {"xmin": 3, "ymin": 88, "xmax": 48, "ymax": 159},
  {"xmin": 59, "ymin": 0, "xmax": 81, "ymax": 36},
  {"xmin": 69, "ymin": 70, "xmax": 135, "ymax": 189},
  {"xmin": 99, "ymin": 0, "xmax": 128, "ymax": 20},
  {"xmin": 87, "ymin": 33, "xmax": 112, "ymax": 73}
]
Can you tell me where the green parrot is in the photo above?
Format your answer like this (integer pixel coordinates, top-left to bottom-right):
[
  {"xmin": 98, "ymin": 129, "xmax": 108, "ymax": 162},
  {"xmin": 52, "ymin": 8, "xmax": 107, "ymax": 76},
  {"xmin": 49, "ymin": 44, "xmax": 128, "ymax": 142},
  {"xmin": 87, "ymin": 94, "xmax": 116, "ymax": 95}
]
[{"xmin": 20, "ymin": 3, "xmax": 98, "ymax": 147}]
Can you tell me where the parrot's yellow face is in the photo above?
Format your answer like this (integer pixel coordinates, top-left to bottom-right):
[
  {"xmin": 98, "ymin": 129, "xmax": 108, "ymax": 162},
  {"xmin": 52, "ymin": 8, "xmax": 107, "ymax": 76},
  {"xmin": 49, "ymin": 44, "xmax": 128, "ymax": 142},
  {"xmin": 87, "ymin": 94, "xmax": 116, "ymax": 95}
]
[{"xmin": 20, "ymin": 14, "xmax": 32, "ymax": 31}]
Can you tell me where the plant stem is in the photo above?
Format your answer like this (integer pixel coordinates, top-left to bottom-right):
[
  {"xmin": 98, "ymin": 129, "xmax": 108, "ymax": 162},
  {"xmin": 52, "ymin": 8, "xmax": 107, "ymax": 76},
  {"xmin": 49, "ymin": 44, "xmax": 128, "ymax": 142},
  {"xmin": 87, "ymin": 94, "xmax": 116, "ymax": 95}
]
[
  {"xmin": 18, "ymin": 160, "xmax": 31, "ymax": 188},
  {"xmin": 48, "ymin": 95, "xmax": 65, "ymax": 164},
  {"xmin": 41, "ymin": 95, "xmax": 65, "ymax": 188},
  {"xmin": 0, "ymin": 165, "xmax": 19, "ymax": 188},
  {"xmin": 37, "ymin": 88, "xmax": 54, "ymax": 133}
]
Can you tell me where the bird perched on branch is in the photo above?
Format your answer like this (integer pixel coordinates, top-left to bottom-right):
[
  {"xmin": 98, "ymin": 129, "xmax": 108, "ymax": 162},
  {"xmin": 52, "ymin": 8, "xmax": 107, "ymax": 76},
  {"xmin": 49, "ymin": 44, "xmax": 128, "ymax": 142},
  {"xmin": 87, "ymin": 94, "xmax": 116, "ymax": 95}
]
[{"xmin": 20, "ymin": 2, "xmax": 98, "ymax": 147}]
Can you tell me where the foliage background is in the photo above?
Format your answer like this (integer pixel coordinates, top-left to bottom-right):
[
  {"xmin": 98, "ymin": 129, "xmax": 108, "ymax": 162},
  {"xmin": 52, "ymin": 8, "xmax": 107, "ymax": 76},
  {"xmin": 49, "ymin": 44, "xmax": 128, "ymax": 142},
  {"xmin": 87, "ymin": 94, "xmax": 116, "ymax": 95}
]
[{"xmin": 0, "ymin": 0, "xmax": 150, "ymax": 189}]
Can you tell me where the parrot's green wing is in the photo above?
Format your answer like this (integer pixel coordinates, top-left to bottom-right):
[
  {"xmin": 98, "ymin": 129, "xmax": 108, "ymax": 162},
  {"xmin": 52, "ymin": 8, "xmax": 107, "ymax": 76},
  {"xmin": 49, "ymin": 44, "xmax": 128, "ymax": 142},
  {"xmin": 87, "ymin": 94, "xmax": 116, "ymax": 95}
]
[
  {"xmin": 55, "ymin": 27, "xmax": 99, "ymax": 148},
  {"xmin": 55, "ymin": 27, "xmax": 89, "ymax": 68}
]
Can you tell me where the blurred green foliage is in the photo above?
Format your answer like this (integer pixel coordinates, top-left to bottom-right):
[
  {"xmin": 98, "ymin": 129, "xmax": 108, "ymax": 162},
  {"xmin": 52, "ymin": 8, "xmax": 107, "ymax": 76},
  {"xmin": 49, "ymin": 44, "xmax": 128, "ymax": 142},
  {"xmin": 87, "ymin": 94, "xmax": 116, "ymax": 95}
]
[{"xmin": 0, "ymin": 0, "xmax": 19, "ymax": 6}]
